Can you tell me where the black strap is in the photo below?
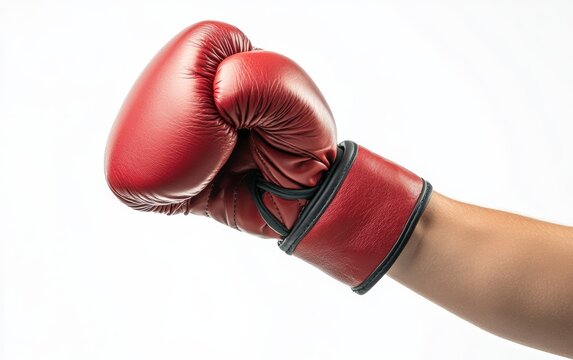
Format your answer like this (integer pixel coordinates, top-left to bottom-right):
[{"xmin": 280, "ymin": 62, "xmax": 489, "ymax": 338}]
[{"xmin": 248, "ymin": 173, "xmax": 320, "ymax": 237}]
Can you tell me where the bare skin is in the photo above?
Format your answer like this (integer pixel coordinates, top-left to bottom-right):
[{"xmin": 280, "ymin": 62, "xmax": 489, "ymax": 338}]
[{"xmin": 388, "ymin": 192, "xmax": 573, "ymax": 358}]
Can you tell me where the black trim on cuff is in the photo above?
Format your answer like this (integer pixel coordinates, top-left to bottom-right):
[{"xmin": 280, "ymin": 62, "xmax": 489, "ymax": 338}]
[
  {"xmin": 351, "ymin": 180, "xmax": 433, "ymax": 295},
  {"xmin": 279, "ymin": 141, "xmax": 358, "ymax": 254}
]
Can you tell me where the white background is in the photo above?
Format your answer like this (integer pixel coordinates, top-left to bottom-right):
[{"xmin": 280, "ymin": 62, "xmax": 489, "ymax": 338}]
[{"xmin": 1, "ymin": 1, "xmax": 572, "ymax": 359}]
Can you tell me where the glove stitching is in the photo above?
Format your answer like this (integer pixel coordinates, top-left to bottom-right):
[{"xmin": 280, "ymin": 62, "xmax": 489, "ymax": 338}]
[
  {"xmin": 232, "ymin": 173, "xmax": 249, "ymax": 231},
  {"xmin": 266, "ymin": 193, "xmax": 285, "ymax": 229},
  {"xmin": 204, "ymin": 182, "xmax": 215, "ymax": 218}
]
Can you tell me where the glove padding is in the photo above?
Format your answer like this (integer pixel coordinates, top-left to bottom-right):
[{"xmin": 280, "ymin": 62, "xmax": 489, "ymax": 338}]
[{"xmin": 105, "ymin": 20, "xmax": 432, "ymax": 293}]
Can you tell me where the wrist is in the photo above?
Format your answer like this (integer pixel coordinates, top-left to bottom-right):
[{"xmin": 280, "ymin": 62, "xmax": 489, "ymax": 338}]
[{"xmin": 388, "ymin": 191, "xmax": 439, "ymax": 279}]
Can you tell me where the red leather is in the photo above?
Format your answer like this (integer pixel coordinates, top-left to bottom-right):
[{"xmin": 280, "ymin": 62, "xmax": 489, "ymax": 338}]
[
  {"xmin": 105, "ymin": 20, "xmax": 427, "ymax": 292},
  {"xmin": 105, "ymin": 21, "xmax": 337, "ymax": 238},
  {"xmin": 293, "ymin": 146, "xmax": 423, "ymax": 288}
]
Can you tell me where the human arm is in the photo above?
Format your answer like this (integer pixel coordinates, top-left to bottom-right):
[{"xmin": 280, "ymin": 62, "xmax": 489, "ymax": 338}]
[
  {"xmin": 104, "ymin": 20, "xmax": 573, "ymax": 358},
  {"xmin": 389, "ymin": 192, "xmax": 573, "ymax": 357}
]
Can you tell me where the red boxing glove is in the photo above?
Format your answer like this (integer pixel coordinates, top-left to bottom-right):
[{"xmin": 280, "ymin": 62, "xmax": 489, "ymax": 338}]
[{"xmin": 105, "ymin": 21, "xmax": 432, "ymax": 294}]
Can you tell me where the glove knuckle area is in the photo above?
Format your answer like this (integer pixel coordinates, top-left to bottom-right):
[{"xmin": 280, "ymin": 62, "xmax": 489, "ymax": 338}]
[
  {"xmin": 213, "ymin": 51, "xmax": 333, "ymax": 130},
  {"xmin": 106, "ymin": 21, "xmax": 254, "ymax": 207}
]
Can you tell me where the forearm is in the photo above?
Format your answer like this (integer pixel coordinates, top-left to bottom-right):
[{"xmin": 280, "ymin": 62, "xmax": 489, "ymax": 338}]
[{"xmin": 389, "ymin": 193, "xmax": 573, "ymax": 357}]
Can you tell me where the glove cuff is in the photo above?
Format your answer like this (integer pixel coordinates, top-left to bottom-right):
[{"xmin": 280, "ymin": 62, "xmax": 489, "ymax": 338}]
[
  {"xmin": 250, "ymin": 141, "xmax": 432, "ymax": 294},
  {"xmin": 281, "ymin": 141, "xmax": 432, "ymax": 294}
]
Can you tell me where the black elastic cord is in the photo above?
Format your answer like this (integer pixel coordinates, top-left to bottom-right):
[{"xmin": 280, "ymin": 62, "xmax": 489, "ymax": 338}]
[
  {"xmin": 248, "ymin": 173, "xmax": 320, "ymax": 237},
  {"xmin": 256, "ymin": 179, "xmax": 319, "ymax": 200}
]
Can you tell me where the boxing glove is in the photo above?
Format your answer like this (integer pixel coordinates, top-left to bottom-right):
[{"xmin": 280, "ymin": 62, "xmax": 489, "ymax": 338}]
[{"xmin": 105, "ymin": 21, "xmax": 432, "ymax": 294}]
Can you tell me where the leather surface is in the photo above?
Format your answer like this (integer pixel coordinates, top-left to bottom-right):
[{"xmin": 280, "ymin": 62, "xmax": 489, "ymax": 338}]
[
  {"xmin": 292, "ymin": 145, "xmax": 424, "ymax": 287},
  {"xmin": 105, "ymin": 20, "xmax": 427, "ymax": 291},
  {"xmin": 105, "ymin": 20, "xmax": 337, "ymax": 238}
]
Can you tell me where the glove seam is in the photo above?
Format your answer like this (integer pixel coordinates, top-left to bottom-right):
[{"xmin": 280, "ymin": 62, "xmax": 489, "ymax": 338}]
[
  {"xmin": 232, "ymin": 173, "xmax": 250, "ymax": 231},
  {"xmin": 204, "ymin": 172, "xmax": 221, "ymax": 218}
]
